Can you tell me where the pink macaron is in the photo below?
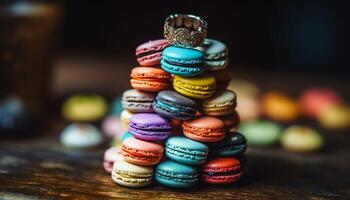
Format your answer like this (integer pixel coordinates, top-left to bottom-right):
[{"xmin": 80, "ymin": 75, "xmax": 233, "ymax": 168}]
[
  {"xmin": 299, "ymin": 88, "xmax": 342, "ymax": 118},
  {"xmin": 101, "ymin": 116, "xmax": 124, "ymax": 138},
  {"xmin": 135, "ymin": 39, "xmax": 169, "ymax": 67},
  {"xmin": 103, "ymin": 147, "xmax": 124, "ymax": 173},
  {"xmin": 122, "ymin": 137, "xmax": 164, "ymax": 166}
]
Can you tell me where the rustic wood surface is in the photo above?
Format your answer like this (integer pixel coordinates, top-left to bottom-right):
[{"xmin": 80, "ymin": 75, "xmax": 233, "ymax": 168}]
[
  {"xmin": 0, "ymin": 56, "xmax": 350, "ymax": 199},
  {"xmin": 1, "ymin": 121, "xmax": 350, "ymax": 200}
]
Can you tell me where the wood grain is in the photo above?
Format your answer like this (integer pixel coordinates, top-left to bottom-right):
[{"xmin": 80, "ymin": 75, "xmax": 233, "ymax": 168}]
[{"xmin": 0, "ymin": 122, "xmax": 349, "ymax": 200}]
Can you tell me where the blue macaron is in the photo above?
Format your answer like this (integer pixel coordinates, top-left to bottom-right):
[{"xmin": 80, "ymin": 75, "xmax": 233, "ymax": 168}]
[
  {"xmin": 165, "ymin": 136, "xmax": 209, "ymax": 165},
  {"xmin": 155, "ymin": 160, "xmax": 199, "ymax": 188},
  {"xmin": 121, "ymin": 131, "xmax": 133, "ymax": 141},
  {"xmin": 161, "ymin": 46, "xmax": 205, "ymax": 76},
  {"xmin": 209, "ymin": 132, "xmax": 247, "ymax": 157},
  {"xmin": 153, "ymin": 90, "xmax": 197, "ymax": 120}
]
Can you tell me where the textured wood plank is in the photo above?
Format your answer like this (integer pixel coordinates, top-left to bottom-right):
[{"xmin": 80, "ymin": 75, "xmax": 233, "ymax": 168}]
[{"xmin": 1, "ymin": 125, "xmax": 349, "ymax": 200}]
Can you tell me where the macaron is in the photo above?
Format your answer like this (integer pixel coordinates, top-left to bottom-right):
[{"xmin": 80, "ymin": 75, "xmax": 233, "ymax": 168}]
[
  {"xmin": 103, "ymin": 147, "xmax": 124, "ymax": 173},
  {"xmin": 121, "ymin": 137, "xmax": 164, "ymax": 165},
  {"xmin": 136, "ymin": 39, "xmax": 169, "ymax": 67},
  {"xmin": 129, "ymin": 113, "xmax": 172, "ymax": 141},
  {"xmin": 120, "ymin": 109, "xmax": 134, "ymax": 129},
  {"xmin": 317, "ymin": 105, "xmax": 350, "ymax": 130},
  {"xmin": 200, "ymin": 89, "xmax": 237, "ymax": 116},
  {"xmin": 173, "ymin": 74, "xmax": 216, "ymax": 99},
  {"xmin": 153, "ymin": 90, "xmax": 197, "ymax": 120},
  {"xmin": 60, "ymin": 123, "xmax": 103, "ymax": 148},
  {"xmin": 228, "ymin": 78, "xmax": 260, "ymax": 97},
  {"xmin": 62, "ymin": 94, "xmax": 108, "ymax": 122},
  {"xmin": 212, "ymin": 68, "xmax": 232, "ymax": 90},
  {"xmin": 235, "ymin": 94, "xmax": 260, "ymax": 122},
  {"xmin": 120, "ymin": 131, "xmax": 133, "ymax": 141},
  {"xmin": 218, "ymin": 111, "xmax": 240, "ymax": 130},
  {"xmin": 165, "ymin": 136, "xmax": 209, "ymax": 165},
  {"xmin": 109, "ymin": 96, "xmax": 123, "ymax": 116},
  {"xmin": 102, "ymin": 115, "xmax": 123, "ymax": 138},
  {"xmin": 261, "ymin": 92, "xmax": 299, "ymax": 122},
  {"xmin": 155, "ymin": 160, "xmax": 199, "ymax": 188},
  {"xmin": 196, "ymin": 38, "xmax": 228, "ymax": 71},
  {"xmin": 299, "ymin": 88, "xmax": 342, "ymax": 118},
  {"xmin": 209, "ymin": 132, "xmax": 247, "ymax": 157},
  {"xmin": 161, "ymin": 46, "xmax": 205, "ymax": 76},
  {"xmin": 280, "ymin": 125, "xmax": 323, "ymax": 153},
  {"xmin": 183, "ymin": 116, "xmax": 226, "ymax": 142},
  {"xmin": 111, "ymin": 131, "xmax": 133, "ymax": 147},
  {"xmin": 201, "ymin": 157, "xmax": 243, "ymax": 184},
  {"xmin": 239, "ymin": 120, "xmax": 282, "ymax": 146},
  {"xmin": 122, "ymin": 89, "xmax": 155, "ymax": 113},
  {"xmin": 0, "ymin": 97, "xmax": 37, "ymax": 136},
  {"xmin": 130, "ymin": 67, "xmax": 171, "ymax": 92},
  {"xmin": 111, "ymin": 159, "xmax": 154, "ymax": 188}
]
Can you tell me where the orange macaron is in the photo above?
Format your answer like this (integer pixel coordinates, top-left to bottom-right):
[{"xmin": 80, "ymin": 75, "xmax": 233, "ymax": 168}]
[
  {"xmin": 183, "ymin": 116, "xmax": 226, "ymax": 142},
  {"xmin": 130, "ymin": 67, "xmax": 171, "ymax": 92}
]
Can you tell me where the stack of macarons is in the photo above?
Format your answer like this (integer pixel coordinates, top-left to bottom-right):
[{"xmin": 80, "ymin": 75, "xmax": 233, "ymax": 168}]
[{"xmin": 103, "ymin": 14, "xmax": 247, "ymax": 189}]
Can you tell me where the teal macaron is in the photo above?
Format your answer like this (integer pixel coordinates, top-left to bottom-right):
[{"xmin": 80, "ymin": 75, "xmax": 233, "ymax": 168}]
[
  {"xmin": 165, "ymin": 136, "xmax": 209, "ymax": 165},
  {"xmin": 161, "ymin": 46, "xmax": 205, "ymax": 76},
  {"xmin": 209, "ymin": 132, "xmax": 247, "ymax": 157},
  {"xmin": 155, "ymin": 160, "xmax": 199, "ymax": 188}
]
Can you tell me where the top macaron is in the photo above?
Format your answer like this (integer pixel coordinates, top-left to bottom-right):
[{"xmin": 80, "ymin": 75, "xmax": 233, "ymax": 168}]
[
  {"xmin": 196, "ymin": 39, "xmax": 229, "ymax": 71},
  {"xmin": 136, "ymin": 39, "xmax": 169, "ymax": 67},
  {"xmin": 161, "ymin": 46, "xmax": 205, "ymax": 76}
]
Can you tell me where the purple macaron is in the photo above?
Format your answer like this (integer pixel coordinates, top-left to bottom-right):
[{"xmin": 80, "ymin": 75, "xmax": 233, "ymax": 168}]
[{"xmin": 129, "ymin": 113, "xmax": 172, "ymax": 141}]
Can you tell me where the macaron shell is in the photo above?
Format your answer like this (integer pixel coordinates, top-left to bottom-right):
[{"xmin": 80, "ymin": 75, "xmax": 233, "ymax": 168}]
[
  {"xmin": 153, "ymin": 90, "xmax": 197, "ymax": 120},
  {"xmin": 129, "ymin": 113, "xmax": 172, "ymax": 141},
  {"xmin": 102, "ymin": 115, "xmax": 123, "ymax": 138},
  {"xmin": 202, "ymin": 157, "xmax": 242, "ymax": 184},
  {"xmin": 62, "ymin": 95, "xmax": 108, "ymax": 122},
  {"xmin": 196, "ymin": 39, "xmax": 229, "ymax": 71},
  {"xmin": 201, "ymin": 90, "xmax": 237, "ymax": 116},
  {"xmin": 136, "ymin": 39, "xmax": 169, "ymax": 66},
  {"xmin": 103, "ymin": 147, "xmax": 124, "ymax": 173},
  {"xmin": 212, "ymin": 68, "xmax": 232, "ymax": 90},
  {"xmin": 130, "ymin": 67, "xmax": 171, "ymax": 92},
  {"xmin": 299, "ymin": 88, "xmax": 342, "ymax": 118},
  {"xmin": 161, "ymin": 59, "xmax": 204, "ymax": 76},
  {"xmin": 209, "ymin": 132, "xmax": 247, "ymax": 156},
  {"xmin": 183, "ymin": 116, "xmax": 225, "ymax": 142},
  {"xmin": 173, "ymin": 74, "xmax": 216, "ymax": 99},
  {"xmin": 122, "ymin": 89, "xmax": 155, "ymax": 113},
  {"xmin": 155, "ymin": 160, "xmax": 198, "ymax": 188},
  {"xmin": 60, "ymin": 123, "xmax": 103, "ymax": 148},
  {"xmin": 122, "ymin": 137, "xmax": 164, "ymax": 165},
  {"xmin": 162, "ymin": 46, "xmax": 204, "ymax": 64},
  {"xmin": 112, "ymin": 160, "xmax": 153, "ymax": 188},
  {"xmin": 218, "ymin": 111, "xmax": 240, "ymax": 130},
  {"xmin": 120, "ymin": 110, "xmax": 134, "ymax": 129},
  {"xmin": 165, "ymin": 136, "xmax": 209, "ymax": 165},
  {"xmin": 239, "ymin": 120, "xmax": 282, "ymax": 146},
  {"xmin": 129, "ymin": 113, "xmax": 172, "ymax": 130}
]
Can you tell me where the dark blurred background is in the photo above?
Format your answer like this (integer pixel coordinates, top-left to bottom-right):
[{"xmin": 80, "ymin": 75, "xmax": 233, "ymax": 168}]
[
  {"xmin": 1, "ymin": 0, "xmax": 350, "ymax": 135},
  {"xmin": 57, "ymin": 0, "xmax": 349, "ymax": 76}
]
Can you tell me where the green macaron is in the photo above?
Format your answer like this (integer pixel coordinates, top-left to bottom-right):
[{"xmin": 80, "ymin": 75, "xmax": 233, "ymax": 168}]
[{"xmin": 239, "ymin": 120, "xmax": 282, "ymax": 146}]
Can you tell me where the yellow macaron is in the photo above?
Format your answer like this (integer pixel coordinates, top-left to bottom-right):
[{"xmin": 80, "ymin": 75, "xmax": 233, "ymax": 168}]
[{"xmin": 173, "ymin": 74, "xmax": 216, "ymax": 99}]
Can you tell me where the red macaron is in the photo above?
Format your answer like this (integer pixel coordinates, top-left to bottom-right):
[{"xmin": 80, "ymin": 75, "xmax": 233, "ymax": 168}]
[
  {"xmin": 201, "ymin": 157, "xmax": 243, "ymax": 184},
  {"xmin": 135, "ymin": 39, "xmax": 169, "ymax": 67}
]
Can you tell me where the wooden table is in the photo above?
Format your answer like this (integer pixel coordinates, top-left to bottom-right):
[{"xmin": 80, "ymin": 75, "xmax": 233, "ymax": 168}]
[{"xmin": 0, "ymin": 55, "xmax": 349, "ymax": 199}]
